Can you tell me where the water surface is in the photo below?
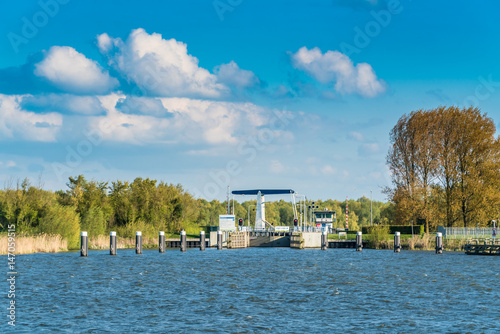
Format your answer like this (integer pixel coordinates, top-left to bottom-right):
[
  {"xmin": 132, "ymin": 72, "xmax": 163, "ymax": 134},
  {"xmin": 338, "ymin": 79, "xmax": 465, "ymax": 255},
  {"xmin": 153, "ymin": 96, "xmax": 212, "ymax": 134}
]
[{"xmin": 4, "ymin": 248, "xmax": 500, "ymax": 333}]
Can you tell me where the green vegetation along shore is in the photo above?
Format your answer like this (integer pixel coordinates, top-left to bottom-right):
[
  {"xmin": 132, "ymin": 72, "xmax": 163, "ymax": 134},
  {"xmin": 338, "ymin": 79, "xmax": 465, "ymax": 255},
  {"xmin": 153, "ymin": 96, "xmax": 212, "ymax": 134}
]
[
  {"xmin": 0, "ymin": 175, "xmax": 472, "ymax": 255},
  {"xmin": 0, "ymin": 175, "xmax": 394, "ymax": 253}
]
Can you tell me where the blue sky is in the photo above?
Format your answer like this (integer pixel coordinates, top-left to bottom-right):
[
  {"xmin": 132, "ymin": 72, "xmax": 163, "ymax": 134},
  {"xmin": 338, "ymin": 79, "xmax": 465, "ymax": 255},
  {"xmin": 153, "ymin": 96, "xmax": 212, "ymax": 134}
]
[{"xmin": 1, "ymin": 0, "xmax": 500, "ymax": 202}]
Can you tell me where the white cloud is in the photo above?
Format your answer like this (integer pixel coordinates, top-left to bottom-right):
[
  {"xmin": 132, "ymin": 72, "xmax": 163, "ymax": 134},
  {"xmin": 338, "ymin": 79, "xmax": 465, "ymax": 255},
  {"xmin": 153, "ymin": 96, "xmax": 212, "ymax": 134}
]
[
  {"xmin": 348, "ymin": 131, "xmax": 364, "ymax": 141},
  {"xmin": 87, "ymin": 94, "xmax": 171, "ymax": 145},
  {"xmin": 291, "ymin": 47, "xmax": 386, "ymax": 97},
  {"xmin": 306, "ymin": 157, "xmax": 319, "ymax": 164},
  {"xmin": 270, "ymin": 160, "xmax": 285, "ymax": 173},
  {"xmin": 321, "ymin": 165, "xmax": 336, "ymax": 175},
  {"xmin": 97, "ymin": 33, "xmax": 113, "ymax": 53},
  {"xmin": 88, "ymin": 94, "xmax": 287, "ymax": 146},
  {"xmin": 116, "ymin": 96, "xmax": 171, "ymax": 117},
  {"xmin": 98, "ymin": 28, "xmax": 227, "ymax": 98},
  {"xmin": 159, "ymin": 97, "xmax": 269, "ymax": 145},
  {"xmin": 358, "ymin": 142, "xmax": 381, "ymax": 155},
  {"xmin": 213, "ymin": 61, "xmax": 259, "ymax": 89},
  {"xmin": 34, "ymin": 46, "xmax": 118, "ymax": 94},
  {"xmin": 0, "ymin": 94, "xmax": 62, "ymax": 142},
  {"xmin": 5, "ymin": 160, "xmax": 16, "ymax": 168},
  {"xmin": 21, "ymin": 94, "xmax": 106, "ymax": 115}
]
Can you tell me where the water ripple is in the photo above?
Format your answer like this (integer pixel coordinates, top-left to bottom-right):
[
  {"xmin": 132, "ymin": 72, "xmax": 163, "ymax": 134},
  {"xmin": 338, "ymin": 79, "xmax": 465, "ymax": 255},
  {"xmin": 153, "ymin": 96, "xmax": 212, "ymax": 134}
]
[{"xmin": 3, "ymin": 248, "xmax": 500, "ymax": 333}]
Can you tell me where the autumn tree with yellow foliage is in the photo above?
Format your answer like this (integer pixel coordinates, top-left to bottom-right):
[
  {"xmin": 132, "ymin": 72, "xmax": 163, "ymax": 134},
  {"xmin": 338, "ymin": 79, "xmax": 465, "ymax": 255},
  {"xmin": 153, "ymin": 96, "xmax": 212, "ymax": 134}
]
[{"xmin": 386, "ymin": 106, "xmax": 500, "ymax": 232}]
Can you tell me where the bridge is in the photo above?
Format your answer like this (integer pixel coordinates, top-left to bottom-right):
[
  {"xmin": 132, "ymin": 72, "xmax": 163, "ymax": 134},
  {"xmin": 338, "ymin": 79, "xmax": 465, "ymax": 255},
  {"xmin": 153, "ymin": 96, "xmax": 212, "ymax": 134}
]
[{"xmin": 231, "ymin": 189, "xmax": 296, "ymax": 231}]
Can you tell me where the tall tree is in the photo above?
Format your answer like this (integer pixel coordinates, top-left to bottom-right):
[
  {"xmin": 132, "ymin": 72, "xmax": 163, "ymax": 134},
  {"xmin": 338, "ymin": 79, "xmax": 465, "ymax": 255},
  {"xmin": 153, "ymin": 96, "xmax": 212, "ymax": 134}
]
[{"xmin": 387, "ymin": 106, "xmax": 500, "ymax": 229}]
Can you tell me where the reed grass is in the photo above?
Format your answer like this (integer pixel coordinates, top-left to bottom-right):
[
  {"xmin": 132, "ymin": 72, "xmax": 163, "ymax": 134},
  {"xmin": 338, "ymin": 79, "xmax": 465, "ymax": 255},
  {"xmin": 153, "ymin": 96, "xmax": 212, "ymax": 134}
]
[
  {"xmin": 88, "ymin": 235, "xmax": 158, "ymax": 249},
  {"xmin": 0, "ymin": 233, "xmax": 67, "ymax": 255}
]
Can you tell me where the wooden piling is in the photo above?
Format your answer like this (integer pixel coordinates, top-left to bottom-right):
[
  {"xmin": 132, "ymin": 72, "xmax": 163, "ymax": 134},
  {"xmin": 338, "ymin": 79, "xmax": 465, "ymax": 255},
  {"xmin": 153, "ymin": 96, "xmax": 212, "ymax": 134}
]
[
  {"xmin": 356, "ymin": 231, "xmax": 362, "ymax": 251},
  {"xmin": 136, "ymin": 231, "xmax": 142, "ymax": 254},
  {"xmin": 200, "ymin": 231, "xmax": 205, "ymax": 251},
  {"xmin": 80, "ymin": 231, "xmax": 88, "ymax": 257},
  {"xmin": 394, "ymin": 232, "xmax": 401, "ymax": 253},
  {"xmin": 110, "ymin": 231, "xmax": 117, "ymax": 255},
  {"xmin": 321, "ymin": 231, "xmax": 328, "ymax": 250},
  {"xmin": 159, "ymin": 231, "xmax": 165, "ymax": 253},
  {"xmin": 435, "ymin": 232, "xmax": 443, "ymax": 254},
  {"xmin": 217, "ymin": 230, "xmax": 223, "ymax": 250},
  {"xmin": 180, "ymin": 230, "xmax": 187, "ymax": 252}
]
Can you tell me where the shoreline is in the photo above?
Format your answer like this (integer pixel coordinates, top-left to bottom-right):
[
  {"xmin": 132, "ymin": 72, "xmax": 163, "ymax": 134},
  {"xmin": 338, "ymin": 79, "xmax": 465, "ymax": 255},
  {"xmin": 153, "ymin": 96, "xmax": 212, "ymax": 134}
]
[{"xmin": 1, "ymin": 232, "xmax": 470, "ymax": 255}]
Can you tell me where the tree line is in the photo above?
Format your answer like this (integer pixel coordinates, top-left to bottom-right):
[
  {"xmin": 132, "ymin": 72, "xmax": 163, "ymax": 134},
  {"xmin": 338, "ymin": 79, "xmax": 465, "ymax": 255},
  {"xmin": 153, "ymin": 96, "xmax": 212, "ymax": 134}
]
[
  {"xmin": 386, "ymin": 106, "xmax": 500, "ymax": 232},
  {"xmin": 0, "ymin": 175, "xmax": 394, "ymax": 248}
]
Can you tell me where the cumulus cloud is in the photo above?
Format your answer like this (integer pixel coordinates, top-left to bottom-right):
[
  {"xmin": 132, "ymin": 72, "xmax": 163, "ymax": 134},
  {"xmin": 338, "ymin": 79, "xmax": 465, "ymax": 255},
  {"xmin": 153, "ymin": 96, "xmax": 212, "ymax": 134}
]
[
  {"xmin": 348, "ymin": 131, "xmax": 364, "ymax": 141},
  {"xmin": 21, "ymin": 94, "xmax": 106, "ymax": 115},
  {"xmin": 88, "ymin": 94, "xmax": 287, "ymax": 146},
  {"xmin": 291, "ymin": 47, "xmax": 386, "ymax": 97},
  {"xmin": 213, "ymin": 61, "xmax": 259, "ymax": 89},
  {"xmin": 98, "ymin": 28, "xmax": 227, "ymax": 98},
  {"xmin": 97, "ymin": 33, "xmax": 114, "ymax": 53},
  {"xmin": 34, "ymin": 46, "xmax": 118, "ymax": 94},
  {"xmin": 158, "ymin": 97, "xmax": 270, "ymax": 145},
  {"xmin": 0, "ymin": 94, "xmax": 62, "ymax": 142},
  {"xmin": 116, "ymin": 96, "xmax": 172, "ymax": 117}
]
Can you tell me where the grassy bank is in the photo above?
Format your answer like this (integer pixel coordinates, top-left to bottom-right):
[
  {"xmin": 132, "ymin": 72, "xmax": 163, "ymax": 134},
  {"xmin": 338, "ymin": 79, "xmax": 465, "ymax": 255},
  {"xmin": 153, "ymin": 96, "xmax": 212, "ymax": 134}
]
[
  {"xmin": 0, "ymin": 232, "xmax": 200, "ymax": 254},
  {"xmin": 329, "ymin": 232, "xmax": 467, "ymax": 251},
  {"xmin": 87, "ymin": 234, "xmax": 187, "ymax": 250},
  {"xmin": 0, "ymin": 233, "xmax": 68, "ymax": 255},
  {"xmin": 2, "ymin": 232, "xmax": 468, "ymax": 255}
]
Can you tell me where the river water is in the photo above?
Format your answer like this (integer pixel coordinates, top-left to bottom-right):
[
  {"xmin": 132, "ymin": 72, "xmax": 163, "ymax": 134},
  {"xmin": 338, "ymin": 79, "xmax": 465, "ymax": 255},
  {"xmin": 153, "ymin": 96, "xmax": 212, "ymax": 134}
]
[{"xmin": 4, "ymin": 248, "xmax": 500, "ymax": 333}]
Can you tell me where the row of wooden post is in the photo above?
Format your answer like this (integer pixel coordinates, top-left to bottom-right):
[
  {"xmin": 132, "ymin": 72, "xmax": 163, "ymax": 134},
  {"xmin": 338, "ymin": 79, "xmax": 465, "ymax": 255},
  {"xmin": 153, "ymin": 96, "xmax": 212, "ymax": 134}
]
[
  {"xmin": 80, "ymin": 230, "xmax": 445, "ymax": 256},
  {"xmin": 332, "ymin": 231, "xmax": 443, "ymax": 254},
  {"xmin": 81, "ymin": 230, "xmax": 223, "ymax": 256}
]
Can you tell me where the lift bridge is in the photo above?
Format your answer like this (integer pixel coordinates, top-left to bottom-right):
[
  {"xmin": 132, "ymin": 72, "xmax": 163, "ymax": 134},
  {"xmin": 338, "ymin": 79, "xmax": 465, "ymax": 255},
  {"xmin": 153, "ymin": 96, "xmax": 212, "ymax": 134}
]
[{"xmin": 231, "ymin": 189, "xmax": 297, "ymax": 231}]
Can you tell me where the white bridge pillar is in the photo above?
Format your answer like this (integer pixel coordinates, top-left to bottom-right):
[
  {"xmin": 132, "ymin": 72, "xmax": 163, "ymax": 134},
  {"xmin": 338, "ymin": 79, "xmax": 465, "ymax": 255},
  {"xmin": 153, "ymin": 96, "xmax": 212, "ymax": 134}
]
[{"xmin": 255, "ymin": 191, "xmax": 266, "ymax": 231}]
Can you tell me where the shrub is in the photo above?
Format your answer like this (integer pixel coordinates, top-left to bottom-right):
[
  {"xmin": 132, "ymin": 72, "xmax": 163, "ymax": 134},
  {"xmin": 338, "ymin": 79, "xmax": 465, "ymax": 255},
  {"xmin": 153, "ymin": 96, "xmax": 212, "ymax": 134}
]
[
  {"xmin": 38, "ymin": 204, "xmax": 81, "ymax": 249},
  {"xmin": 362, "ymin": 225, "xmax": 424, "ymax": 235},
  {"xmin": 368, "ymin": 225, "xmax": 390, "ymax": 249},
  {"xmin": 80, "ymin": 207, "xmax": 107, "ymax": 238}
]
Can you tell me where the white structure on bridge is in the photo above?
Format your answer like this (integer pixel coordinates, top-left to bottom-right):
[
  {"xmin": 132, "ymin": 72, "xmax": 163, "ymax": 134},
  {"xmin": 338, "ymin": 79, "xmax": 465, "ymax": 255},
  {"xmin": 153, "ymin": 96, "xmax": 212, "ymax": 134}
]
[{"xmin": 232, "ymin": 189, "xmax": 296, "ymax": 231}]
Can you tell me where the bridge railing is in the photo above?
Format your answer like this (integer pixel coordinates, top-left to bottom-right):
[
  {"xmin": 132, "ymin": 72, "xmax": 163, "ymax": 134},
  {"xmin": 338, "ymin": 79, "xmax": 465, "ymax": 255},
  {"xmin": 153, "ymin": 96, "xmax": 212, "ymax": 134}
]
[{"xmin": 438, "ymin": 226, "xmax": 495, "ymax": 239}]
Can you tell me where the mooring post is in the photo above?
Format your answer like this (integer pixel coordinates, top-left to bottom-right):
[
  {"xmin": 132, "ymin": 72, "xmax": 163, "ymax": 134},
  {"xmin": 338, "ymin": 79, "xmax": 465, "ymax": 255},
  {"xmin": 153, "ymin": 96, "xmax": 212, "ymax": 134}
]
[
  {"xmin": 394, "ymin": 231, "xmax": 401, "ymax": 253},
  {"xmin": 80, "ymin": 231, "xmax": 88, "ymax": 257},
  {"xmin": 321, "ymin": 230, "xmax": 328, "ymax": 250},
  {"xmin": 136, "ymin": 231, "xmax": 142, "ymax": 254},
  {"xmin": 435, "ymin": 232, "xmax": 443, "ymax": 254},
  {"xmin": 159, "ymin": 231, "xmax": 165, "ymax": 253},
  {"xmin": 217, "ymin": 230, "xmax": 223, "ymax": 250},
  {"xmin": 356, "ymin": 231, "xmax": 363, "ymax": 251},
  {"xmin": 200, "ymin": 231, "xmax": 206, "ymax": 251},
  {"xmin": 180, "ymin": 230, "xmax": 187, "ymax": 252},
  {"xmin": 110, "ymin": 231, "xmax": 117, "ymax": 255}
]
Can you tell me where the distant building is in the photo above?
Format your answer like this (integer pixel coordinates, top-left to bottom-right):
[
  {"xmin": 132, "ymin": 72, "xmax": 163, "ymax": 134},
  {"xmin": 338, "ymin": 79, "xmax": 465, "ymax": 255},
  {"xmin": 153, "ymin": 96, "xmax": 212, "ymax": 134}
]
[{"xmin": 314, "ymin": 209, "xmax": 335, "ymax": 232}]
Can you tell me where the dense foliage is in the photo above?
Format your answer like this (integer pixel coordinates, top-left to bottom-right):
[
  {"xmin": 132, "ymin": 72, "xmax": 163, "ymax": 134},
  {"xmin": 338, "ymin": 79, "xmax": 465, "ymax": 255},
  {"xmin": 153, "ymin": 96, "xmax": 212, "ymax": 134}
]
[
  {"xmin": 0, "ymin": 176, "xmax": 393, "ymax": 247},
  {"xmin": 386, "ymin": 106, "xmax": 500, "ymax": 231}
]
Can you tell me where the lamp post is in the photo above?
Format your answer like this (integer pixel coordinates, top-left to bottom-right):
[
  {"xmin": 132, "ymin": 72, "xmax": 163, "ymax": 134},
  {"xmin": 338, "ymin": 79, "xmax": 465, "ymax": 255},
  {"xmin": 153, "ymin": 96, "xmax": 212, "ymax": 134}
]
[
  {"xmin": 232, "ymin": 195, "xmax": 235, "ymax": 215},
  {"xmin": 295, "ymin": 194, "xmax": 306, "ymax": 231}
]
